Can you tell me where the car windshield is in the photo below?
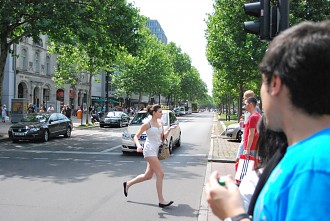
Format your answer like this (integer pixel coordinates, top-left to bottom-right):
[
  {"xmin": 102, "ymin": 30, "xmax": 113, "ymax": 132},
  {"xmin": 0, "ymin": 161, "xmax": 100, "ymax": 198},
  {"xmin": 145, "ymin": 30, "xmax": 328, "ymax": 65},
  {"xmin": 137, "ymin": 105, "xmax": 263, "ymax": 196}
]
[
  {"xmin": 130, "ymin": 112, "xmax": 149, "ymax": 125},
  {"xmin": 130, "ymin": 112, "xmax": 168, "ymax": 126},
  {"xmin": 106, "ymin": 112, "xmax": 122, "ymax": 117},
  {"xmin": 21, "ymin": 114, "xmax": 49, "ymax": 123}
]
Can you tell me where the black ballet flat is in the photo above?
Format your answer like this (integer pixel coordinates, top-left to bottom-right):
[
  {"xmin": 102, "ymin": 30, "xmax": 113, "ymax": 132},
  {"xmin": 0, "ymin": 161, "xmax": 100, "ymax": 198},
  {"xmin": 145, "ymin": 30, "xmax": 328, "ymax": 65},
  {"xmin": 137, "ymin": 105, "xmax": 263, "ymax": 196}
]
[
  {"xmin": 159, "ymin": 201, "xmax": 174, "ymax": 208},
  {"xmin": 123, "ymin": 182, "xmax": 128, "ymax": 197}
]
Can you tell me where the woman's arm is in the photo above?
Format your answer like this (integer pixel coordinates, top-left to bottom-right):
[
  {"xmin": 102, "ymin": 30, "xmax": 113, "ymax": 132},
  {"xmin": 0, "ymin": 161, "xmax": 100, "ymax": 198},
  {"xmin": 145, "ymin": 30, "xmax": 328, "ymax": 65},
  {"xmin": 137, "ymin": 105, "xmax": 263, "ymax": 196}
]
[
  {"xmin": 134, "ymin": 123, "xmax": 149, "ymax": 152},
  {"xmin": 163, "ymin": 125, "xmax": 177, "ymax": 140}
]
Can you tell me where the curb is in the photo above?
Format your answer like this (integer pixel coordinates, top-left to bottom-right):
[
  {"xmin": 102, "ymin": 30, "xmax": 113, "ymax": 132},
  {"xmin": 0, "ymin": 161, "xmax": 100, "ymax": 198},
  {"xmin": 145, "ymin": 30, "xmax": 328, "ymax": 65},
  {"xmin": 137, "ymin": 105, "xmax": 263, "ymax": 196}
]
[{"xmin": 198, "ymin": 115, "xmax": 225, "ymax": 221}]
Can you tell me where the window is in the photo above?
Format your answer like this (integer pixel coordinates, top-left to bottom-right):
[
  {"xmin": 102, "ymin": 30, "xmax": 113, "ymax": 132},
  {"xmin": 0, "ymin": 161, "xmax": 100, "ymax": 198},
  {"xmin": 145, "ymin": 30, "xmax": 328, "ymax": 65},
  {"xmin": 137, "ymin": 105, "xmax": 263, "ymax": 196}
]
[
  {"xmin": 21, "ymin": 49, "xmax": 28, "ymax": 70},
  {"xmin": 35, "ymin": 52, "xmax": 40, "ymax": 72},
  {"xmin": 46, "ymin": 56, "xmax": 50, "ymax": 75}
]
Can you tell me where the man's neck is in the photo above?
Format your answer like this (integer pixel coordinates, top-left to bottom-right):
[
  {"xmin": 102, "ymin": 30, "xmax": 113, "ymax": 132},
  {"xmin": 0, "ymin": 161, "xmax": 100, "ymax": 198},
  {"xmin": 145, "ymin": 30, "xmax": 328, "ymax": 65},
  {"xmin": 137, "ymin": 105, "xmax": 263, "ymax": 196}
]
[{"xmin": 283, "ymin": 112, "xmax": 330, "ymax": 146}]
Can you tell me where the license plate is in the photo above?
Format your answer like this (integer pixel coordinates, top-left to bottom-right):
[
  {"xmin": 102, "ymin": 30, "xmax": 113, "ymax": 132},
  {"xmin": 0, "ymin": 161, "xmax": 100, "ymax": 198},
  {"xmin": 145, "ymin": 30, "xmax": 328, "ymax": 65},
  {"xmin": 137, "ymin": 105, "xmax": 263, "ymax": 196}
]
[{"xmin": 14, "ymin": 132, "xmax": 25, "ymax": 136}]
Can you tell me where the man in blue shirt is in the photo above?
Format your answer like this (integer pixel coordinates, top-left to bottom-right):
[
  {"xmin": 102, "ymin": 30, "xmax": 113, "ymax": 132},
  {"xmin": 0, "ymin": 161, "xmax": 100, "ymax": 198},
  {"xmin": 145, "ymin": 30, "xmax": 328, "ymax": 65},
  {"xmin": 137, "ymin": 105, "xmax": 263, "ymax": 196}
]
[{"xmin": 206, "ymin": 20, "xmax": 330, "ymax": 221}]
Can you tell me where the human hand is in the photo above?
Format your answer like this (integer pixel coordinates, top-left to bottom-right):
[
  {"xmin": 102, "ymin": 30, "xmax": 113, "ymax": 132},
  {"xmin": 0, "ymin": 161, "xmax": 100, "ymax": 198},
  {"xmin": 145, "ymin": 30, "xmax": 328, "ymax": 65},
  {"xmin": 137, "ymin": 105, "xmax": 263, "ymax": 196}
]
[
  {"xmin": 136, "ymin": 146, "xmax": 143, "ymax": 153},
  {"xmin": 205, "ymin": 171, "xmax": 245, "ymax": 220},
  {"xmin": 244, "ymin": 149, "xmax": 250, "ymax": 156}
]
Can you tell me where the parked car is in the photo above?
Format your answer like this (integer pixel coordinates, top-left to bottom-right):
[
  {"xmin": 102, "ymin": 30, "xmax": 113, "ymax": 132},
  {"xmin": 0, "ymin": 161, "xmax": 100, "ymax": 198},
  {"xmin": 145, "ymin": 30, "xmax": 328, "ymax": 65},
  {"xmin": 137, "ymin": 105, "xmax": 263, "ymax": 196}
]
[
  {"xmin": 122, "ymin": 109, "xmax": 181, "ymax": 154},
  {"xmin": 100, "ymin": 111, "xmax": 130, "ymax": 128},
  {"xmin": 173, "ymin": 107, "xmax": 180, "ymax": 117},
  {"xmin": 179, "ymin": 107, "xmax": 186, "ymax": 115},
  {"xmin": 8, "ymin": 113, "xmax": 73, "ymax": 143},
  {"xmin": 225, "ymin": 123, "xmax": 243, "ymax": 141}
]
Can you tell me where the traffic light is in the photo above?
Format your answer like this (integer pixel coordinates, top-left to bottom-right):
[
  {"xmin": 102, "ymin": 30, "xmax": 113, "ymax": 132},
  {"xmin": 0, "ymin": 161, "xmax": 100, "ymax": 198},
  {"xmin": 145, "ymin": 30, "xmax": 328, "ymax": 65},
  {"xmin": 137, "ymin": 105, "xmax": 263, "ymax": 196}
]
[
  {"xmin": 243, "ymin": 0, "xmax": 270, "ymax": 40},
  {"xmin": 243, "ymin": 0, "xmax": 289, "ymax": 41}
]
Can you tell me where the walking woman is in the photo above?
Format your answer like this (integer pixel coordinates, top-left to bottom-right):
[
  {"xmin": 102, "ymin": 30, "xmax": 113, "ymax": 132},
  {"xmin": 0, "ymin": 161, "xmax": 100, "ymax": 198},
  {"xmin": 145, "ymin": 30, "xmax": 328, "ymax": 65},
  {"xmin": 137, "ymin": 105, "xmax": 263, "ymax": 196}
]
[{"xmin": 123, "ymin": 104, "xmax": 176, "ymax": 208}]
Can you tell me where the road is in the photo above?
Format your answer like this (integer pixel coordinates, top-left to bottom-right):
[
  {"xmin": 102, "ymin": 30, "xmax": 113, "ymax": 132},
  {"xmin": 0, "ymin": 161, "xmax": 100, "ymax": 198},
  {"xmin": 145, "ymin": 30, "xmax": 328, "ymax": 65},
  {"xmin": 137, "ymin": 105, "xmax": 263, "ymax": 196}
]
[{"xmin": 0, "ymin": 112, "xmax": 213, "ymax": 221}]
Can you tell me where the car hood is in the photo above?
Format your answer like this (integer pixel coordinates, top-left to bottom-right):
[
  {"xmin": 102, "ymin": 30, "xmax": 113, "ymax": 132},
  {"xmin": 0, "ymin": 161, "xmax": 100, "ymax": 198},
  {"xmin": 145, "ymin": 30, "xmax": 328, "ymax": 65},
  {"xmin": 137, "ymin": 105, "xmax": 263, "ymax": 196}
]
[
  {"xmin": 228, "ymin": 123, "xmax": 240, "ymax": 129},
  {"xmin": 10, "ymin": 122, "xmax": 44, "ymax": 129},
  {"xmin": 125, "ymin": 125, "xmax": 146, "ymax": 135}
]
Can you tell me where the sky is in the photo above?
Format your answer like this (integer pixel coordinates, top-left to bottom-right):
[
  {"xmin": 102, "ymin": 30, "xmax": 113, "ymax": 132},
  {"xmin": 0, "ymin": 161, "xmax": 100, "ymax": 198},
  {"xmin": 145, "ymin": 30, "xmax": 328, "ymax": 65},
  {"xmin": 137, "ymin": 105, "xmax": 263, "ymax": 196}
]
[{"xmin": 127, "ymin": 0, "xmax": 214, "ymax": 95}]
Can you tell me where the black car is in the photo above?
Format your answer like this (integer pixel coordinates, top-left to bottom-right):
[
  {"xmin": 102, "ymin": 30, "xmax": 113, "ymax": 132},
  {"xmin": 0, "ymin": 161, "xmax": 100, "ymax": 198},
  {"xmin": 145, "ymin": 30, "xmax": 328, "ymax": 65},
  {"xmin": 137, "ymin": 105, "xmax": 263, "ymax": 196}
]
[
  {"xmin": 100, "ymin": 111, "xmax": 130, "ymax": 128},
  {"xmin": 8, "ymin": 113, "xmax": 73, "ymax": 143}
]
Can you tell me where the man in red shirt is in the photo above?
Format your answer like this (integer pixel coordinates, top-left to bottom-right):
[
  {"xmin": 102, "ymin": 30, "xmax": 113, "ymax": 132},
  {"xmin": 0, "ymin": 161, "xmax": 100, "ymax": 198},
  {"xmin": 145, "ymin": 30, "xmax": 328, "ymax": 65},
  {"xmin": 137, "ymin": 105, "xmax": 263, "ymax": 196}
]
[{"xmin": 243, "ymin": 97, "xmax": 261, "ymax": 157}]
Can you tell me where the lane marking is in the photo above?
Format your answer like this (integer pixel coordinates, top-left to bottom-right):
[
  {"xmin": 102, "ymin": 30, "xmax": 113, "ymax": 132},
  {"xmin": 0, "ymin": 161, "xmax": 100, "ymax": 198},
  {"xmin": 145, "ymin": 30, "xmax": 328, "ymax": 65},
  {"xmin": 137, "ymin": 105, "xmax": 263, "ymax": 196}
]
[{"xmin": 100, "ymin": 145, "xmax": 121, "ymax": 152}]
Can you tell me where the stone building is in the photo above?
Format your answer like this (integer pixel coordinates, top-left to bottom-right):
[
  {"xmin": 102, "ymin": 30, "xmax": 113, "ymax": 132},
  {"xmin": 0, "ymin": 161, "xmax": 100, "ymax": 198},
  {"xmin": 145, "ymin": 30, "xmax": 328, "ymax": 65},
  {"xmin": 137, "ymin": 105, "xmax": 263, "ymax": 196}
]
[{"xmin": 3, "ymin": 35, "xmax": 89, "ymax": 112}]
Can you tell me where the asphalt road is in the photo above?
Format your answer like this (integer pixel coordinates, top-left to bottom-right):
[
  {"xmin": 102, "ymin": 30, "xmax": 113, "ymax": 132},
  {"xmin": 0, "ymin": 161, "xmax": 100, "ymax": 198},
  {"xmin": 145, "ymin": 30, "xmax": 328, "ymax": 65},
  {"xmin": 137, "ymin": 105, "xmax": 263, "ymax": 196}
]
[{"xmin": 0, "ymin": 112, "xmax": 213, "ymax": 221}]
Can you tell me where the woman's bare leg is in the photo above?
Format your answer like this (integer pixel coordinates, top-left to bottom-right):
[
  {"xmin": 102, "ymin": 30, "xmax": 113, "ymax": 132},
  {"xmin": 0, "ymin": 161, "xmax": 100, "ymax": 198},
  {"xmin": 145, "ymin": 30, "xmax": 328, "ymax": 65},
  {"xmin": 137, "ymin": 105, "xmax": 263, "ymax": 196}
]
[
  {"xmin": 126, "ymin": 161, "xmax": 154, "ymax": 191},
  {"xmin": 146, "ymin": 156, "xmax": 170, "ymax": 204}
]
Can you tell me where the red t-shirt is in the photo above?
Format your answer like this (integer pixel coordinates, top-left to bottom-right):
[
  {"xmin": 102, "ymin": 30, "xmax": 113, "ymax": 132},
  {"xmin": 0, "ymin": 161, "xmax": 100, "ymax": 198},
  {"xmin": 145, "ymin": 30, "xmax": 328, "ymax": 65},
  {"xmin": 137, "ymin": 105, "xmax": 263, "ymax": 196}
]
[{"xmin": 243, "ymin": 112, "xmax": 261, "ymax": 150}]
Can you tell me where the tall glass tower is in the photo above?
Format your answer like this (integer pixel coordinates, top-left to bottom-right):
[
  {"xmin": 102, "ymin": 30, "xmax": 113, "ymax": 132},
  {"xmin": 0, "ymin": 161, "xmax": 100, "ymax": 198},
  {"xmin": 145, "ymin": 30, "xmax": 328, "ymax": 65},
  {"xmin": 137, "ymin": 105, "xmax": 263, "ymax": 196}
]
[{"xmin": 146, "ymin": 20, "xmax": 168, "ymax": 44}]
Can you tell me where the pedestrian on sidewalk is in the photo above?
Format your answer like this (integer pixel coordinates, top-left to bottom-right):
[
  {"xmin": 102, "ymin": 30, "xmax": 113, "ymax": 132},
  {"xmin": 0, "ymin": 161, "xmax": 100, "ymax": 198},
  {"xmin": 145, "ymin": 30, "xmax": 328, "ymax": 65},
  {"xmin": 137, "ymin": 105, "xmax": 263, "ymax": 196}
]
[
  {"xmin": 235, "ymin": 90, "xmax": 256, "ymax": 163},
  {"xmin": 205, "ymin": 20, "xmax": 330, "ymax": 221},
  {"xmin": 123, "ymin": 104, "xmax": 175, "ymax": 208},
  {"xmin": 1, "ymin": 104, "xmax": 7, "ymax": 123},
  {"xmin": 242, "ymin": 97, "xmax": 261, "ymax": 158}
]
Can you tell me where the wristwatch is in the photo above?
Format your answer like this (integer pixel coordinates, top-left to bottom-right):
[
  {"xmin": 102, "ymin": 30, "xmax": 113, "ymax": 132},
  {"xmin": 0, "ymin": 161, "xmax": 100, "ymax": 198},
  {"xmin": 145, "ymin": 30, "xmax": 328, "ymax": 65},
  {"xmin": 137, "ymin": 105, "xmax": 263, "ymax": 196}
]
[{"xmin": 224, "ymin": 213, "xmax": 251, "ymax": 221}]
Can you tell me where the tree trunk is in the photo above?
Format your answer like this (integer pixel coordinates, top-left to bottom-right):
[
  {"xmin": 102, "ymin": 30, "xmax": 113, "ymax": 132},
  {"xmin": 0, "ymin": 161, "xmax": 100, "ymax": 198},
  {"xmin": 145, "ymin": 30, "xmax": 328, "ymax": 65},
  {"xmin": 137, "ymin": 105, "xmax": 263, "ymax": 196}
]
[
  {"xmin": 85, "ymin": 72, "xmax": 92, "ymax": 124},
  {"xmin": 0, "ymin": 37, "xmax": 9, "ymax": 102}
]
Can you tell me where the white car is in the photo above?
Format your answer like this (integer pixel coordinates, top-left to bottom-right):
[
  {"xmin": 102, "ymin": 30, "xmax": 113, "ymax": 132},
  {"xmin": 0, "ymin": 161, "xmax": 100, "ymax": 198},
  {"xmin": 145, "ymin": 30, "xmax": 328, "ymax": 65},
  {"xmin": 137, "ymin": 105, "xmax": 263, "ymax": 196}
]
[
  {"xmin": 225, "ymin": 123, "xmax": 243, "ymax": 141},
  {"xmin": 121, "ymin": 109, "xmax": 181, "ymax": 154}
]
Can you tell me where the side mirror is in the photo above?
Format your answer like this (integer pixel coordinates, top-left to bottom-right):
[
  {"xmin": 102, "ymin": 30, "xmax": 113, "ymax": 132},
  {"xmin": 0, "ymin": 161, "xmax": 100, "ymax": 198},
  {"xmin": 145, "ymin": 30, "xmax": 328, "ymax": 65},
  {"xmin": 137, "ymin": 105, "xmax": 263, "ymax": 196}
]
[{"xmin": 49, "ymin": 119, "xmax": 53, "ymax": 124}]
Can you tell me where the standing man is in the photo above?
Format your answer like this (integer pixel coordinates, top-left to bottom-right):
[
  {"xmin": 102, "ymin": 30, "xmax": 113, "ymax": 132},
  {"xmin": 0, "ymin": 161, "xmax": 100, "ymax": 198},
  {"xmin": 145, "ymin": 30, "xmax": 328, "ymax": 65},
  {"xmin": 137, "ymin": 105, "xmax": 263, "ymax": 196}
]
[
  {"xmin": 206, "ymin": 21, "xmax": 330, "ymax": 220},
  {"xmin": 47, "ymin": 104, "xmax": 55, "ymax": 113},
  {"xmin": 235, "ymin": 90, "xmax": 256, "ymax": 162},
  {"xmin": 243, "ymin": 97, "xmax": 261, "ymax": 157},
  {"xmin": 65, "ymin": 104, "xmax": 72, "ymax": 119}
]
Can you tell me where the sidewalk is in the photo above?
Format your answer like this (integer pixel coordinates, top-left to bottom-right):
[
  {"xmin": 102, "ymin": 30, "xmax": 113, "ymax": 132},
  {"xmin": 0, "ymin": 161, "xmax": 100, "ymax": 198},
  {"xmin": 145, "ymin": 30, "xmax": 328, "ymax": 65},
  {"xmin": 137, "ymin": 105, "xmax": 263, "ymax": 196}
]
[
  {"xmin": 0, "ymin": 116, "xmax": 96, "ymax": 142},
  {"xmin": 198, "ymin": 114, "xmax": 239, "ymax": 221}
]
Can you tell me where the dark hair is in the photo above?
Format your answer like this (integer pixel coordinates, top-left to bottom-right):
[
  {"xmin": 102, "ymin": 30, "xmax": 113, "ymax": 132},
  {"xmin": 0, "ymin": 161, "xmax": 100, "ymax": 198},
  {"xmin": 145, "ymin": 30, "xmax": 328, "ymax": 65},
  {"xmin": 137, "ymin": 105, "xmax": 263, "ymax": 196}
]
[
  {"xmin": 146, "ymin": 104, "xmax": 161, "ymax": 115},
  {"xmin": 255, "ymin": 116, "xmax": 288, "ymax": 169},
  {"xmin": 248, "ymin": 116, "xmax": 288, "ymax": 215},
  {"xmin": 246, "ymin": 97, "xmax": 258, "ymax": 107},
  {"xmin": 259, "ymin": 20, "xmax": 330, "ymax": 115}
]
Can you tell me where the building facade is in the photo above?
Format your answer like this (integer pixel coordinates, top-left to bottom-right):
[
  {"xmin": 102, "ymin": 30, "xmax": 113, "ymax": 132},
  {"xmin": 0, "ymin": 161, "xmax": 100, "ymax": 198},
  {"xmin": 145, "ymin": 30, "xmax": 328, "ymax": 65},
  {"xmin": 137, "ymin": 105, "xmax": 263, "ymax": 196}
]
[
  {"xmin": 146, "ymin": 20, "xmax": 168, "ymax": 44},
  {"xmin": 2, "ymin": 35, "xmax": 89, "ymax": 113}
]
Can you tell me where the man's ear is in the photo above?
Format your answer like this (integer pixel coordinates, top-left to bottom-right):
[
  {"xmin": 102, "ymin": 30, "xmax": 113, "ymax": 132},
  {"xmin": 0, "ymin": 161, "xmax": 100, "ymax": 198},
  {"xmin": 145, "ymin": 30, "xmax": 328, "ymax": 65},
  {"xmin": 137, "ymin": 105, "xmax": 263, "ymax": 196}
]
[{"xmin": 270, "ymin": 74, "xmax": 282, "ymax": 96}]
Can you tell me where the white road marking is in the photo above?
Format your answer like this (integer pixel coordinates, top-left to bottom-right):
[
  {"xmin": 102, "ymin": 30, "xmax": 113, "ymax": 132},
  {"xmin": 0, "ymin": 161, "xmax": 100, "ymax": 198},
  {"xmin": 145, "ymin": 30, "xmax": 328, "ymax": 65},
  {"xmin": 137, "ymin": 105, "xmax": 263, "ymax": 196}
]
[
  {"xmin": 100, "ymin": 145, "xmax": 121, "ymax": 152},
  {"xmin": 74, "ymin": 159, "xmax": 91, "ymax": 162},
  {"xmin": 33, "ymin": 158, "xmax": 48, "ymax": 160}
]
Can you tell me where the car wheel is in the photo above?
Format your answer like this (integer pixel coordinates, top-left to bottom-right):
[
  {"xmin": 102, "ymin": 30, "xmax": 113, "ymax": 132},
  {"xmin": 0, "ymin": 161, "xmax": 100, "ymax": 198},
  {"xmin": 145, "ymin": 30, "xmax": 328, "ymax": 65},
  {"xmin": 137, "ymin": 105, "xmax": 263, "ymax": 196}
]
[
  {"xmin": 64, "ymin": 127, "xmax": 71, "ymax": 138},
  {"xmin": 12, "ymin": 139, "xmax": 18, "ymax": 143},
  {"xmin": 176, "ymin": 133, "xmax": 181, "ymax": 147},
  {"xmin": 42, "ymin": 130, "xmax": 49, "ymax": 142},
  {"xmin": 100, "ymin": 124, "xmax": 104, "ymax": 128},
  {"xmin": 168, "ymin": 138, "xmax": 173, "ymax": 154},
  {"xmin": 237, "ymin": 130, "xmax": 243, "ymax": 142}
]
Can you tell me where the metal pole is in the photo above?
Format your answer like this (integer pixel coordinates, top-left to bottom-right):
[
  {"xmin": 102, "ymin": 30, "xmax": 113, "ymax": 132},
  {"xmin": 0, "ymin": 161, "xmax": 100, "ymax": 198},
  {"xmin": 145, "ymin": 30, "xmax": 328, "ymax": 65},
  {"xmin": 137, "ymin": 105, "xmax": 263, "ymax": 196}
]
[
  {"xmin": 105, "ymin": 72, "xmax": 109, "ymax": 113},
  {"xmin": 278, "ymin": 0, "xmax": 289, "ymax": 32}
]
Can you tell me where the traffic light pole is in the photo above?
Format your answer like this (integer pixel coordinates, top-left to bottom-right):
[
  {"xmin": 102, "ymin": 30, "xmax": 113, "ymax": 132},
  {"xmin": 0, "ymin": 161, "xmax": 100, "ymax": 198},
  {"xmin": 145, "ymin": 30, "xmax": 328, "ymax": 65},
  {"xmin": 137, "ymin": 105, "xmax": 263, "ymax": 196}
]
[{"xmin": 278, "ymin": 0, "xmax": 289, "ymax": 32}]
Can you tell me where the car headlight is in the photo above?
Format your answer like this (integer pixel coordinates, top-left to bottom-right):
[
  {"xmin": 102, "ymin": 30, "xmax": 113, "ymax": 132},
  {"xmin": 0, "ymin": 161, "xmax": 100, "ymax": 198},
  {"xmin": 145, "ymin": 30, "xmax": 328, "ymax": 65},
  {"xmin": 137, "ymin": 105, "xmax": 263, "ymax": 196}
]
[
  {"xmin": 122, "ymin": 131, "xmax": 131, "ymax": 140},
  {"xmin": 226, "ymin": 128, "xmax": 235, "ymax": 132},
  {"xmin": 30, "ymin": 127, "xmax": 40, "ymax": 132}
]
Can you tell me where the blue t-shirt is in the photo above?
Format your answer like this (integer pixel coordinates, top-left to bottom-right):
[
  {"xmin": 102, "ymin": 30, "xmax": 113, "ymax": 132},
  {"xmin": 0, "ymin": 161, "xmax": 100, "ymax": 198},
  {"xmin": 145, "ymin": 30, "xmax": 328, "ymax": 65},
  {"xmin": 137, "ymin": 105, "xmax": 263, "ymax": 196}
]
[{"xmin": 254, "ymin": 128, "xmax": 330, "ymax": 220}]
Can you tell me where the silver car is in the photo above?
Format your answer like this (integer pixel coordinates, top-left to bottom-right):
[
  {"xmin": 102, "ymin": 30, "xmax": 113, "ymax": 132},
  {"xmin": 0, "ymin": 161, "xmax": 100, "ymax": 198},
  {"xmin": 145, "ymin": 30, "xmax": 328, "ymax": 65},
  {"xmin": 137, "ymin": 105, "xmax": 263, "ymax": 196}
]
[{"xmin": 225, "ymin": 123, "xmax": 243, "ymax": 141}]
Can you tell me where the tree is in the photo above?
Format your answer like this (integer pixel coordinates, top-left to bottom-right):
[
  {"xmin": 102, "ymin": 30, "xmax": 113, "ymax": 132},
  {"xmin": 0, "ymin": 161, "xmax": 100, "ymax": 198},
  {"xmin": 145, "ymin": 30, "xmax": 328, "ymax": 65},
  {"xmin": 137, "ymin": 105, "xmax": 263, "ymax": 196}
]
[
  {"xmin": 0, "ymin": 0, "xmax": 144, "ymax": 103},
  {"xmin": 112, "ymin": 27, "xmax": 173, "ymax": 106},
  {"xmin": 206, "ymin": 0, "xmax": 266, "ymax": 117},
  {"xmin": 206, "ymin": 0, "xmax": 329, "ymax": 116}
]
